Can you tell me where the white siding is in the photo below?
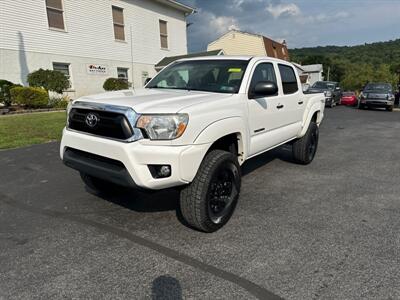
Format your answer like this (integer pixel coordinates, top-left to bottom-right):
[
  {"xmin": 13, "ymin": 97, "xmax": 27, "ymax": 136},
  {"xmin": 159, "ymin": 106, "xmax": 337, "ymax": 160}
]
[
  {"xmin": 0, "ymin": 0, "xmax": 189, "ymax": 96},
  {"xmin": 208, "ymin": 31, "xmax": 266, "ymax": 56}
]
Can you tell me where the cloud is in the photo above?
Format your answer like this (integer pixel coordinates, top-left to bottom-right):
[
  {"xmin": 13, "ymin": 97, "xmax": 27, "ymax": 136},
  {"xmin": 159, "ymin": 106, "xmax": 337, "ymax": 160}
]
[
  {"xmin": 181, "ymin": 0, "xmax": 400, "ymax": 52},
  {"xmin": 298, "ymin": 11, "xmax": 350, "ymax": 24},
  {"xmin": 209, "ymin": 15, "xmax": 241, "ymax": 35},
  {"xmin": 266, "ymin": 3, "xmax": 301, "ymax": 18}
]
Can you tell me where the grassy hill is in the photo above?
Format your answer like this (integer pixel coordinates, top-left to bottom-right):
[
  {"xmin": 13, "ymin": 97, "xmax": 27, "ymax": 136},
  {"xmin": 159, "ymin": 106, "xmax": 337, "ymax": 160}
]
[{"xmin": 290, "ymin": 39, "xmax": 400, "ymax": 91}]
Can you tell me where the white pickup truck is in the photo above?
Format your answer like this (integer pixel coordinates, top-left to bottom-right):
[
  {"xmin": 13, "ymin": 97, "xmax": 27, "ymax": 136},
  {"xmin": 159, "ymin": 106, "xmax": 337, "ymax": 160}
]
[{"xmin": 61, "ymin": 56, "xmax": 325, "ymax": 232}]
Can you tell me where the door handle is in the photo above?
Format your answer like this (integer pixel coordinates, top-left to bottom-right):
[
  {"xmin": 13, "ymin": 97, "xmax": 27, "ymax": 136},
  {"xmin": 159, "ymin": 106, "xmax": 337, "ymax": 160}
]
[
  {"xmin": 276, "ymin": 104, "xmax": 284, "ymax": 109},
  {"xmin": 298, "ymin": 100, "xmax": 304, "ymax": 105}
]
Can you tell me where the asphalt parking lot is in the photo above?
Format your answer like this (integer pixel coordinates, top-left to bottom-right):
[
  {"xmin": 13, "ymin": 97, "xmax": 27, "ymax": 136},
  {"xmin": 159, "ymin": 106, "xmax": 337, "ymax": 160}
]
[{"xmin": 1, "ymin": 106, "xmax": 399, "ymax": 300}]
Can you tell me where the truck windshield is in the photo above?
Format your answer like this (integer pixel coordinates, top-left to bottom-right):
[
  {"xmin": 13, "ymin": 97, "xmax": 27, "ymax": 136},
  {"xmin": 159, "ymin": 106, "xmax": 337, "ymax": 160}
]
[
  {"xmin": 364, "ymin": 83, "xmax": 392, "ymax": 92},
  {"xmin": 146, "ymin": 60, "xmax": 249, "ymax": 94}
]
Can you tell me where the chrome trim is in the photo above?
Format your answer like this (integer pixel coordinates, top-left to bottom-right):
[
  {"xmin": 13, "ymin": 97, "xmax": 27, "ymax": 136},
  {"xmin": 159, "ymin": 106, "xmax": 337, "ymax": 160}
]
[{"xmin": 67, "ymin": 101, "xmax": 143, "ymax": 143}]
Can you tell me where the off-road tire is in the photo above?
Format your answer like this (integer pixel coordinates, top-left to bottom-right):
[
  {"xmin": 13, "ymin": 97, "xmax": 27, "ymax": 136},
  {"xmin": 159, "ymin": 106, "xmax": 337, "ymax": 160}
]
[
  {"xmin": 292, "ymin": 122, "xmax": 319, "ymax": 165},
  {"xmin": 80, "ymin": 172, "xmax": 121, "ymax": 194},
  {"xmin": 179, "ymin": 150, "xmax": 241, "ymax": 233}
]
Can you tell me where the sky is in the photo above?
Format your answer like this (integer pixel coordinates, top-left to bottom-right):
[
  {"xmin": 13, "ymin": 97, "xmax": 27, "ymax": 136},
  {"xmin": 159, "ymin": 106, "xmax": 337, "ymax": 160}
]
[{"xmin": 179, "ymin": 0, "xmax": 400, "ymax": 52}]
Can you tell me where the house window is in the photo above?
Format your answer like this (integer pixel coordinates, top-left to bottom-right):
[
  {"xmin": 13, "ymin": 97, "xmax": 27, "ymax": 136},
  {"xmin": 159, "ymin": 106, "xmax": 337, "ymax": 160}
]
[
  {"xmin": 159, "ymin": 20, "xmax": 168, "ymax": 49},
  {"xmin": 112, "ymin": 6, "xmax": 125, "ymax": 41},
  {"xmin": 117, "ymin": 67, "xmax": 129, "ymax": 79},
  {"xmin": 53, "ymin": 62, "xmax": 71, "ymax": 87},
  {"xmin": 46, "ymin": 0, "xmax": 65, "ymax": 30}
]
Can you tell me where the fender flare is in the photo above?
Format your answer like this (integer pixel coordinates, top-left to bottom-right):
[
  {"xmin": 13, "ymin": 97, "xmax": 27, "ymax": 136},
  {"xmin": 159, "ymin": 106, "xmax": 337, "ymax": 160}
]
[
  {"xmin": 299, "ymin": 103, "xmax": 322, "ymax": 137},
  {"xmin": 193, "ymin": 117, "xmax": 248, "ymax": 162}
]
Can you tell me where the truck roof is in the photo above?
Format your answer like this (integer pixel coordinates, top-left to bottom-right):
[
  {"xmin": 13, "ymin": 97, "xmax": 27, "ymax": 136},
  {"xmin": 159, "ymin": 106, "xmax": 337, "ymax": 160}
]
[{"xmin": 176, "ymin": 55, "xmax": 292, "ymax": 64}]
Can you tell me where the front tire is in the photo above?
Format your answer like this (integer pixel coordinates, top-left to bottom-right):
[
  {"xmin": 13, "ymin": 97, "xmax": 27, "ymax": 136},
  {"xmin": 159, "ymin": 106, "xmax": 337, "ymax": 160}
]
[
  {"xmin": 386, "ymin": 106, "xmax": 393, "ymax": 112},
  {"xmin": 179, "ymin": 150, "xmax": 241, "ymax": 233},
  {"xmin": 292, "ymin": 122, "xmax": 319, "ymax": 165}
]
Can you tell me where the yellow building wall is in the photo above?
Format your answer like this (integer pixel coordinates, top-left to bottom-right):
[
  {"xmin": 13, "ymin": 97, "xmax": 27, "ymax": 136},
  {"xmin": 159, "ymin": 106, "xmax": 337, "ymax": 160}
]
[{"xmin": 207, "ymin": 31, "xmax": 266, "ymax": 56}]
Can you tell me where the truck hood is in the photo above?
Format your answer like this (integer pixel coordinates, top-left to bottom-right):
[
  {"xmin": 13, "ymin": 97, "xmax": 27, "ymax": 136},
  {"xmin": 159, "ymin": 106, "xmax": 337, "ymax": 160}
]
[{"xmin": 74, "ymin": 88, "xmax": 234, "ymax": 113}]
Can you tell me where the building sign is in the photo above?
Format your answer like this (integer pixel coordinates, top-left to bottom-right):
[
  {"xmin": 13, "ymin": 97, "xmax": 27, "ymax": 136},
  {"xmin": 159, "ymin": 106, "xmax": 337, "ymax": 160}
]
[{"xmin": 87, "ymin": 64, "xmax": 108, "ymax": 75}]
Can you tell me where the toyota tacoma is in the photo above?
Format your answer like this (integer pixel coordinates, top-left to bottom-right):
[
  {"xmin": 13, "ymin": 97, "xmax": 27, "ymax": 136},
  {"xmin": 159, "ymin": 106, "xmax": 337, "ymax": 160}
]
[{"xmin": 61, "ymin": 57, "xmax": 325, "ymax": 232}]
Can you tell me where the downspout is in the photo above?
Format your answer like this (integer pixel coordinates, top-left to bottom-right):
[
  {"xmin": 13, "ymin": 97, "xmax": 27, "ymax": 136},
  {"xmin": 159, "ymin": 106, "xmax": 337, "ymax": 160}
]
[{"xmin": 130, "ymin": 25, "xmax": 134, "ymax": 89}]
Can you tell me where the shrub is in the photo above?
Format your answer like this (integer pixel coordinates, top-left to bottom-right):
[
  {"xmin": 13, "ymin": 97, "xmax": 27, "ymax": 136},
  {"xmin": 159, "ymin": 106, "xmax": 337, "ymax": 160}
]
[
  {"xmin": 103, "ymin": 78, "xmax": 129, "ymax": 91},
  {"xmin": 49, "ymin": 95, "xmax": 71, "ymax": 109},
  {"xmin": 27, "ymin": 69, "xmax": 70, "ymax": 94},
  {"xmin": 10, "ymin": 86, "xmax": 49, "ymax": 108},
  {"xmin": 0, "ymin": 80, "xmax": 22, "ymax": 106}
]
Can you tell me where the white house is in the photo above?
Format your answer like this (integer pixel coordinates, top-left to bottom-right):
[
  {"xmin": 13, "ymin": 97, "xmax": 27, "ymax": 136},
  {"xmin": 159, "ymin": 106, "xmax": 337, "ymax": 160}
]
[
  {"xmin": 293, "ymin": 63, "xmax": 324, "ymax": 86},
  {"xmin": 207, "ymin": 30, "xmax": 289, "ymax": 61},
  {"xmin": 0, "ymin": 0, "xmax": 194, "ymax": 98}
]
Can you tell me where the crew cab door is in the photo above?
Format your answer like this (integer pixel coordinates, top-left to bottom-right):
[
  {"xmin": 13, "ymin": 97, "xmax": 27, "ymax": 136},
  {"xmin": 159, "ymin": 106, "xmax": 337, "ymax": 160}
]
[
  {"xmin": 276, "ymin": 64, "xmax": 304, "ymax": 130},
  {"xmin": 247, "ymin": 62, "xmax": 293, "ymax": 156}
]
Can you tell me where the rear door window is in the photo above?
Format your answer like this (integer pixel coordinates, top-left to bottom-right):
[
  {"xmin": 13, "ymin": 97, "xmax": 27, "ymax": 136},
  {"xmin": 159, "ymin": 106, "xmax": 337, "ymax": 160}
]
[{"xmin": 278, "ymin": 64, "xmax": 298, "ymax": 94}]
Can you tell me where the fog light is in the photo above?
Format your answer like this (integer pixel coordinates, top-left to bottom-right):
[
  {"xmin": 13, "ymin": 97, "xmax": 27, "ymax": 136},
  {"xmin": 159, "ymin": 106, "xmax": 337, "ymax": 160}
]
[{"xmin": 149, "ymin": 165, "xmax": 171, "ymax": 178}]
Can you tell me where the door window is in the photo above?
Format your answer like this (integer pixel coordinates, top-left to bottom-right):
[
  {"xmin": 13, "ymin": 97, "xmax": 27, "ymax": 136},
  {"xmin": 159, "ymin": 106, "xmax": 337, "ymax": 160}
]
[
  {"xmin": 249, "ymin": 63, "xmax": 277, "ymax": 94},
  {"xmin": 278, "ymin": 64, "xmax": 298, "ymax": 94}
]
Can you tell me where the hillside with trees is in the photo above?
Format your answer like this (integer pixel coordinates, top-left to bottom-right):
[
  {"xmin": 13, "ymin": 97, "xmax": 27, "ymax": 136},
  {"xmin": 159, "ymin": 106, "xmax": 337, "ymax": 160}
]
[{"xmin": 290, "ymin": 39, "xmax": 400, "ymax": 91}]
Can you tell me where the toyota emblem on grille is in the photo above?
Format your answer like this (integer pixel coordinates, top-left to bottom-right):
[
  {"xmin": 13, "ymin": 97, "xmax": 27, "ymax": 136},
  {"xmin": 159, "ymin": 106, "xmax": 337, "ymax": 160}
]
[{"xmin": 85, "ymin": 113, "xmax": 100, "ymax": 128}]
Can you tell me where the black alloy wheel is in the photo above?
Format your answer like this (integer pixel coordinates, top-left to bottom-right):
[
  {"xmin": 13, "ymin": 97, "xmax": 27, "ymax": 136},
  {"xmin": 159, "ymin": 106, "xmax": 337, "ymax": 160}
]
[{"xmin": 207, "ymin": 162, "xmax": 239, "ymax": 224}]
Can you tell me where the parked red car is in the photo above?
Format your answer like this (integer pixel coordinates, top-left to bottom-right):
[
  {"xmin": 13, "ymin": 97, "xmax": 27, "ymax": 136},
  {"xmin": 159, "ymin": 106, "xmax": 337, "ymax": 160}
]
[{"xmin": 340, "ymin": 92, "xmax": 358, "ymax": 106}]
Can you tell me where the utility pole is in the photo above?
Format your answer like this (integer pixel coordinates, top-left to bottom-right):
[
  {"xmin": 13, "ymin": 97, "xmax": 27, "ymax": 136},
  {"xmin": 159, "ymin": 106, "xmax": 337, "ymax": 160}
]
[{"xmin": 327, "ymin": 66, "xmax": 330, "ymax": 81}]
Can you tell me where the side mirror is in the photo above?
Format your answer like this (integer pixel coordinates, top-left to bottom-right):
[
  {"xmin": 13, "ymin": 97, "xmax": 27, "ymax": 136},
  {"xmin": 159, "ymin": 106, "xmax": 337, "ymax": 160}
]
[
  {"xmin": 250, "ymin": 81, "xmax": 278, "ymax": 99},
  {"xmin": 335, "ymin": 86, "xmax": 341, "ymax": 91},
  {"xmin": 144, "ymin": 77, "xmax": 152, "ymax": 85}
]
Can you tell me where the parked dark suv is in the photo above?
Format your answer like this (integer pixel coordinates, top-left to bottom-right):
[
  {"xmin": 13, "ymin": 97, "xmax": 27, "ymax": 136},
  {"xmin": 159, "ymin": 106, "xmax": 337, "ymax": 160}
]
[
  {"xmin": 307, "ymin": 81, "xmax": 342, "ymax": 108},
  {"xmin": 359, "ymin": 83, "xmax": 395, "ymax": 111}
]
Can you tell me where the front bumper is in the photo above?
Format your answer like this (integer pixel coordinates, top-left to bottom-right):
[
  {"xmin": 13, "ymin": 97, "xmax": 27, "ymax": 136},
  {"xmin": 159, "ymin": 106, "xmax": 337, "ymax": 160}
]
[
  {"xmin": 60, "ymin": 128, "xmax": 210, "ymax": 190},
  {"xmin": 360, "ymin": 99, "xmax": 393, "ymax": 108}
]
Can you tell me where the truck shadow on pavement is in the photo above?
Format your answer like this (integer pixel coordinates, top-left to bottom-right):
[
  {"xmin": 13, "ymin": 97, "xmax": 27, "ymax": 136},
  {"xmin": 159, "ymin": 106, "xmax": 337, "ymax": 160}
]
[{"xmin": 92, "ymin": 145, "xmax": 293, "ymax": 216}]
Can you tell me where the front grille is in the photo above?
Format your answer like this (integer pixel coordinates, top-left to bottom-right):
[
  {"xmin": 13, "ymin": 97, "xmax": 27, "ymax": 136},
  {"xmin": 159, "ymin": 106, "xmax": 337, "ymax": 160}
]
[
  {"xmin": 65, "ymin": 147, "xmax": 125, "ymax": 169},
  {"xmin": 68, "ymin": 108, "xmax": 133, "ymax": 140}
]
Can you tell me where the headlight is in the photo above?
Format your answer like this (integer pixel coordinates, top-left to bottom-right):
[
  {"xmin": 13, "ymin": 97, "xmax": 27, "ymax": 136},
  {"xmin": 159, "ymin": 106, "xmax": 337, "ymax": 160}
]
[
  {"xmin": 136, "ymin": 114, "xmax": 189, "ymax": 140},
  {"xmin": 360, "ymin": 92, "xmax": 367, "ymax": 99},
  {"xmin": 324, "ymin": 91, "xmax": 332, "ymax": 97},
  {"xmin": 66, "ymin": 101, "xmax": 73, "ymax": 124}
]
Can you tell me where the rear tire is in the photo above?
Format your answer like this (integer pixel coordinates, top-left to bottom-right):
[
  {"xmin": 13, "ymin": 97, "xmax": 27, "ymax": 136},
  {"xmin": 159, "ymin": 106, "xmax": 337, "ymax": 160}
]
[
  {"xmin": 179, "ymin": 150, "xmax": 241, "ymax": 233},
  {"xmin": 292, "ymin": 122, "xmax": 319, "ymax": 165},
  {"xmin": 80, "ymin": 172, "xmax": 121, "ymax": 194}
]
